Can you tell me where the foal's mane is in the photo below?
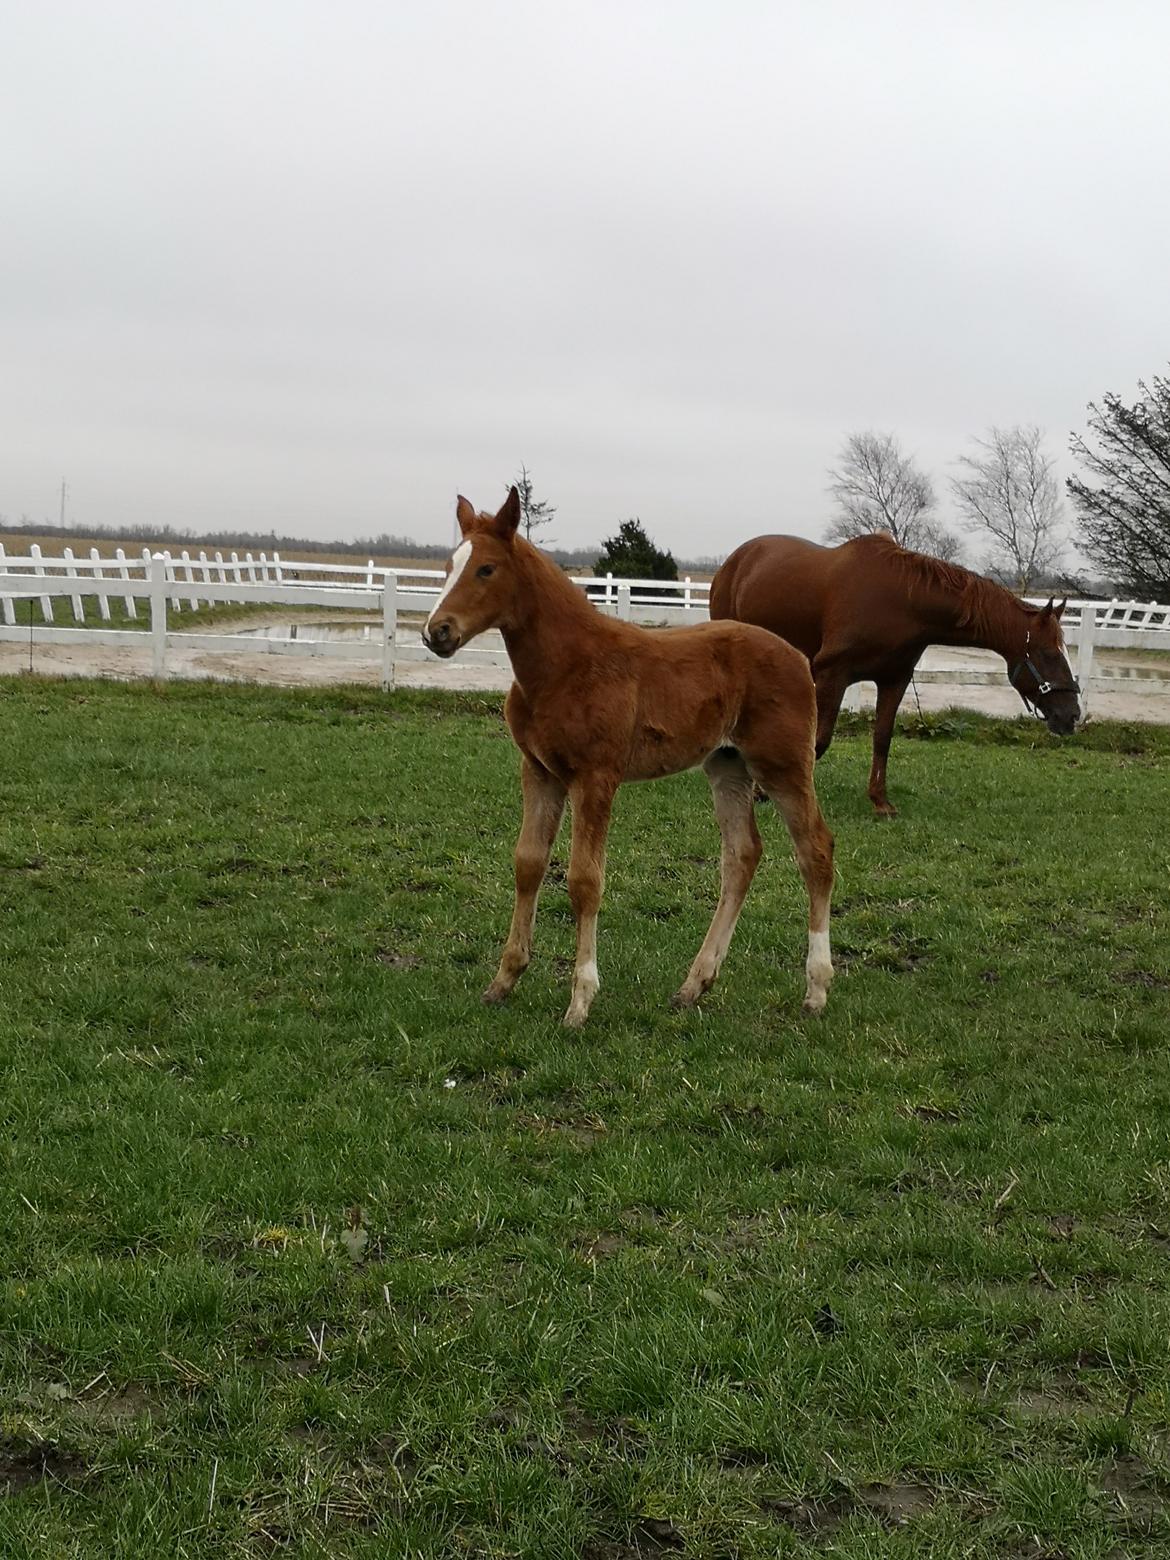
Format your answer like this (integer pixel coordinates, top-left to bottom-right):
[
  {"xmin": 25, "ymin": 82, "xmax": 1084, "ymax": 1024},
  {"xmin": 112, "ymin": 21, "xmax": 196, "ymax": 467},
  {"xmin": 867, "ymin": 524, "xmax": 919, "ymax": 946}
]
[{"xmin": 855, "ymin": 533, "xmax": 1048, "ymax": 644}]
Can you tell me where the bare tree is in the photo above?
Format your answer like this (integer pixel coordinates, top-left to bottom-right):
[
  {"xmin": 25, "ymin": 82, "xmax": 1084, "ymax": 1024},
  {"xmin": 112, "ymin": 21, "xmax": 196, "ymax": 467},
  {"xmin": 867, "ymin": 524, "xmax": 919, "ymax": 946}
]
[
  {"xmin": 510, "ymin": 464, "xmax": 556, "ymax": 543},
  {"xmin": 950, "ymin": 426, "xmax": 1065, "ymax": 592},
  {"xmin": 827, "ymin": 431, "xmax": 962, "ymax": 559},
  {"xmin": 1068, "ymin": 373, "xmax": 1170, "ymax": 597}
]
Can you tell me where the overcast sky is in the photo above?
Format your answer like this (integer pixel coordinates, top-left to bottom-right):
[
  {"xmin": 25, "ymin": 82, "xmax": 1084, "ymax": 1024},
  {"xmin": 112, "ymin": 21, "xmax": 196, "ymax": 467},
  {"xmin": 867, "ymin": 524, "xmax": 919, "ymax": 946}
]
[{"xmin": 3, "ymin": 1, "xmax": 1167, "ymax": 558}]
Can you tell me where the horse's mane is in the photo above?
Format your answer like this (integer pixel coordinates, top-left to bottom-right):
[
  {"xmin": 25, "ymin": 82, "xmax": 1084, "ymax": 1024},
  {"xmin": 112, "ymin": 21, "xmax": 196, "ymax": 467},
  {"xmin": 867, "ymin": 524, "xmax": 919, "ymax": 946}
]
[{"xmin": 849, "ymin": 533, "xmax": 1046, "ymax": 643}]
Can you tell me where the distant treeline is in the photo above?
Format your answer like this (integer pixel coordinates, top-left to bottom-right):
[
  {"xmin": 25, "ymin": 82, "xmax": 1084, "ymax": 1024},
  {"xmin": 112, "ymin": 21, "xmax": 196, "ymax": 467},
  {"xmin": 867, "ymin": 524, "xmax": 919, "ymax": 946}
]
[
  {"xmin": 0, "ymin": 518, "xmax": 451, "ymax": 561},
  {"xmin": 0, "ymin": 518, "xmax": 724, "ymax": 572}
]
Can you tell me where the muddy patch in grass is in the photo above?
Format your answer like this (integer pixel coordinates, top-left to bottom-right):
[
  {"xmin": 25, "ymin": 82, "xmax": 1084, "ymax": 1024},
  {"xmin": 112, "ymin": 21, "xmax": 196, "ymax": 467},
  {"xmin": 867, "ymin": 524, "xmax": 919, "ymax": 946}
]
[
  {"xmin": 375, "ymin": 948, "xmax": 421, "ymax": 969},
  {"xmin": 1004, "ymin": 1379, "xmax": 1092, "ymax": 1421},
  {"xmin": 71, "ymin": 1382, "xmax": 158, "ymax": 1426},
  {"xmin": 762, "ymin": 1479, "xmax": 936, "ymax": 1532},
  {"xmin": 520, "ymin": 1112, "xmax": 608, "ymax": 1148},
  {"xmin": 0, "ymin": 1438, "xmax": 88, "ymax": 1495},
  {"xmin": 584, "ymin": 1517, "xmax": 685, "ymax": 1556},
  {"xmin": 575, "ymin": 1230, "xmax": 630, "ymax": 1260},
  {"xmin": 1113, "ymin": 968, "xmax": 1170, "ymax": 991},
  {"xmin": 705, "ymin": 1211, "xmax": 778, "ymax": 1254},
  {"xmin": 1100, "ymin": 1454, "xmax": 1170, "ymax": 1536}
]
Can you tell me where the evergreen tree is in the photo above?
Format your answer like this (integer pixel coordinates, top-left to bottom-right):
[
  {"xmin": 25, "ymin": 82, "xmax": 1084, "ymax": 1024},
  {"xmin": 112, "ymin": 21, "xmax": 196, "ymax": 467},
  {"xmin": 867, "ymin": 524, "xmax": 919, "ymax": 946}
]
[{"xmin": 594, "ymin": 519, "xmax": 678, "ymax": 582}]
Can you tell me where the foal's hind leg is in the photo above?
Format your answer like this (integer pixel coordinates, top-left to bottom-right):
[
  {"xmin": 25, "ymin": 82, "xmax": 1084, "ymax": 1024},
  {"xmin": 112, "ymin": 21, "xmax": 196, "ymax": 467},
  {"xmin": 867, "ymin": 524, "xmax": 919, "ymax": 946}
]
[
  {"xmin": 747, "ymin": 753, "xmax": 835, "ymax": 1014},
  {"xmin": 483, "ymin": 757, "xmax": 567, "ymax": 1005},
  {"xmin": 563, "ymin": 778, "xmax": 616, "ymax": 1029},
  {"xmin": 672, "ymin": 750, "xmax": 762, "ymax": 1008}
]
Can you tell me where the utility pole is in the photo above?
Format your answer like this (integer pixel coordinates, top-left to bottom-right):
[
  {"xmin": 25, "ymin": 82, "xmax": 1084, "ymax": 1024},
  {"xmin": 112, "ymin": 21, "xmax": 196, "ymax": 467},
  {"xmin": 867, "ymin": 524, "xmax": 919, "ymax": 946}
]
[{"xmin": 59, "ymin": 480, "xmax": 68, "ymax": 528}]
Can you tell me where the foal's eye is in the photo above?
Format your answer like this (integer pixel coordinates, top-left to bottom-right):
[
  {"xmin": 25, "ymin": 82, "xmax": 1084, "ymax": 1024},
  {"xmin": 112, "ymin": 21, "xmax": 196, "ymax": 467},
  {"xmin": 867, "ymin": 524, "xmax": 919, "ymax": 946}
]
[{"xmin": 476, "ymin": 564, "xmax": 495, "ymax": 578}]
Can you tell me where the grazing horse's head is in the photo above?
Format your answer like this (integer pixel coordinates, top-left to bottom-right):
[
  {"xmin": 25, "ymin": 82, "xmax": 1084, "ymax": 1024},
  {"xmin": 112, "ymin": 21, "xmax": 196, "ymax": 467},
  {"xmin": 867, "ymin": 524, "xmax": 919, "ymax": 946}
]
[
  {"xmin": 1009, "ymin": 599, "xmax": 1080, "ymax": 734},
  {"xmin": 423, "ymin": 488, "xmax": 522, "ymax": 658}
]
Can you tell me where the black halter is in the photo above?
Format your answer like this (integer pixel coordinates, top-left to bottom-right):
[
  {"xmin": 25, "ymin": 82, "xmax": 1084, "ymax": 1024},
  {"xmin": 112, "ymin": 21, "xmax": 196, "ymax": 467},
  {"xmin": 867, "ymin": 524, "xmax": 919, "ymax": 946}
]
[{"xmin": 1007, "ymin": 630, "xmax": 1079, "ymax": 716}]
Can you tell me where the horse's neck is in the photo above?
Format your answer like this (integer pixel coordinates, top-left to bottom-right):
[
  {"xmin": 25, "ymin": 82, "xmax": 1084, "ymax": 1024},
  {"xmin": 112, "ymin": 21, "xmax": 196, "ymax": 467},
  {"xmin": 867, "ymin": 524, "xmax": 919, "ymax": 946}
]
[
  {"xmin": 933, "ymin": 576, "xmax": 1027, "ymax": 661},
  {"xmin": 501, "ymin": 547, "xmax": 612, "ymax": 694}
]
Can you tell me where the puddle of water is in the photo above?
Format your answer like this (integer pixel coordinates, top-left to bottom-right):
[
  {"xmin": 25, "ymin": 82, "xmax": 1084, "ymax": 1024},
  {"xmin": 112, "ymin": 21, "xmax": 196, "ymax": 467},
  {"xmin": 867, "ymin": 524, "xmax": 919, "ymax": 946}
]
[
  {"xmin": 233, "ymin": 621, "xmax": 382, "ymax": 642},
  {"xmin": 1102, "ymin": 663, "xmax": 1170, "ymax": 682}
]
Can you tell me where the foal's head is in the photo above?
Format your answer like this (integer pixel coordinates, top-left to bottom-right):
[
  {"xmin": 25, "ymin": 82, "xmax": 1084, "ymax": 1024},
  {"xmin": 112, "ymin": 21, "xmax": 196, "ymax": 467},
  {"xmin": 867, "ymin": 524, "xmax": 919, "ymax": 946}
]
[
  {"xmin": 423, "ymin": 489, "xmax": 523, "ymax": 658},
  {"xmin": 1009, "ymin": 599, "xmax": 1080, "ymax": 734}
]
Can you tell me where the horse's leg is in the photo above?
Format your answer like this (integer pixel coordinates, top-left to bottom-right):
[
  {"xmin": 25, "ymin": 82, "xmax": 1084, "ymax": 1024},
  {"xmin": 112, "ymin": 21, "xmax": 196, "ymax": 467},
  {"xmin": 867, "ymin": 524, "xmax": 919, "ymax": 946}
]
[
  {"xmin": 747, "ymin": 752, "xmax": 835, "ymax": 1014},
  {"xmin": 563, "ymin": 778, "xmax": 616, "ymax": 1029},
  {"xmin": 672, "ymin": 750, "xmax": 762, "ymax": 1007},
  {"xmin": 562, "ymin": 780, "xmax": 613, "ymax": 1029},
  {"xmin": 810, "ymin": 658, "xmax": 850, "ymax": 759},
  {"xmin": 483, "ymin": 757, "xmax": 567, "ymax": 1005},
  {"xmin": 867, "ymin": 673, "xmax": 914, "ymax": 818}
]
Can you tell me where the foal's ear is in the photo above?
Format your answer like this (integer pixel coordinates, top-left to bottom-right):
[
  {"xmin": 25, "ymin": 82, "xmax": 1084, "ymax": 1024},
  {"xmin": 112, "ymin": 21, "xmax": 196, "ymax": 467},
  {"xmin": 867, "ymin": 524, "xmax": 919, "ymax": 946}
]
[
  {"xmin": 455, "ymin": 495, "xmax": 478, "ymax": 536},
  {"xmin": 1054, "ymin": 598, "xmax": 1067, "ymax": 620},
  {"xmin": 492, "ymin": 485, "xmax": 521, "ymax": 540}
]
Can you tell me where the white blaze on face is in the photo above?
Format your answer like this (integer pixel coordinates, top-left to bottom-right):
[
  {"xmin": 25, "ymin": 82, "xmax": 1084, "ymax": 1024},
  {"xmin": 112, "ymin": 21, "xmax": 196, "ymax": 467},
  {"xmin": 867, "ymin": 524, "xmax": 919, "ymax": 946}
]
[{"xmin": 425, "ymin": 540, "xmax": 472, "ymax": 634}]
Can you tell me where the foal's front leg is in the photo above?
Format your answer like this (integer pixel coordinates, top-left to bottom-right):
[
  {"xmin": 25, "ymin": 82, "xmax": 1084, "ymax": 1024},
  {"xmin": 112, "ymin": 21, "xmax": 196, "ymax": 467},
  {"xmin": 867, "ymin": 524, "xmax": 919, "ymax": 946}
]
[
  {"xmin": 483, "ymin": 757, "xmax": 566, "ymax": 1005},
  {"xmin": 563, "ymin": 779, "xmax": 616, "ymax": 1029}
]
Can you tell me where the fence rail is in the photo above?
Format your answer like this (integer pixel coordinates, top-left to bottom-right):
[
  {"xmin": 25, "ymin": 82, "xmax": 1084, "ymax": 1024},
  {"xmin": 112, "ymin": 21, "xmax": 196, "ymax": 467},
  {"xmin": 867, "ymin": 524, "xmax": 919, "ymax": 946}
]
[{"xmin": 1, "ymin": 548, "xmax": 1168, "ymax": 713}]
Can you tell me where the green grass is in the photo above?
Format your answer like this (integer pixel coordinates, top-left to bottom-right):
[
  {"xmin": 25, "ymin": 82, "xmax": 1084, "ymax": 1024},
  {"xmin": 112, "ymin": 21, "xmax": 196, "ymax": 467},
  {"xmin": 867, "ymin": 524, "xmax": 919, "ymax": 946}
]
[{"xmin": 2, "ymin": 679, "xmax": 1169, "ymax": 1558}]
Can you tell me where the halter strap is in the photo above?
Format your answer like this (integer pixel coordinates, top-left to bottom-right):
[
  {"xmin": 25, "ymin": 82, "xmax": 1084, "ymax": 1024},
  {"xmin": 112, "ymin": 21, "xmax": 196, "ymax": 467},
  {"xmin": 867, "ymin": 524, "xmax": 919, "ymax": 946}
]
[{"xmin": 1008, "ymin": 629, "xmax": 1079, "ymax": 715}]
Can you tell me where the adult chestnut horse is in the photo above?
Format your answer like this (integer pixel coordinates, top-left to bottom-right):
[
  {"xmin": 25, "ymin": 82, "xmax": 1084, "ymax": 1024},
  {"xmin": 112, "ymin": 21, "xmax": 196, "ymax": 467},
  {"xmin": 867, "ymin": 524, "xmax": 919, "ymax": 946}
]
[
  {"xmin": 710, "ymin": 533, "xmax": 1080, "ymax": 816},
  {"xmin": 423, "ymin": 489, "xmax": 835, "ymax": 1027}
]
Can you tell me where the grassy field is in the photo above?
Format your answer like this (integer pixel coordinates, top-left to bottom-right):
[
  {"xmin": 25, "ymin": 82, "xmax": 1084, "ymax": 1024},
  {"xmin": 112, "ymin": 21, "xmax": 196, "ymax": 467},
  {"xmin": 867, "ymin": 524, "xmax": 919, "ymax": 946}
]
[{"xmin": 2, "ymin": 679, "xmax": 1169, "ymax": 1558}]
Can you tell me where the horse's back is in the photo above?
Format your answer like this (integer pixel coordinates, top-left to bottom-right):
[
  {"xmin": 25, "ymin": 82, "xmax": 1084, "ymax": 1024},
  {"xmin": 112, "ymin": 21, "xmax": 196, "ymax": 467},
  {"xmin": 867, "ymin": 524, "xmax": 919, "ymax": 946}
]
[{"xmin": 709, "ymin": 535, "xmax": 835, "ymax": 660}]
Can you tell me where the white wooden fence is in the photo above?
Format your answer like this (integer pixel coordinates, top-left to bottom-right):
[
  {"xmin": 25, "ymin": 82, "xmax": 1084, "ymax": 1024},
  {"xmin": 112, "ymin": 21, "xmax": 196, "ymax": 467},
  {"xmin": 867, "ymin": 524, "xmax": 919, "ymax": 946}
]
[{"xmin": 0, "ymin": 545, "xmax": 1168, "ymax": 713}]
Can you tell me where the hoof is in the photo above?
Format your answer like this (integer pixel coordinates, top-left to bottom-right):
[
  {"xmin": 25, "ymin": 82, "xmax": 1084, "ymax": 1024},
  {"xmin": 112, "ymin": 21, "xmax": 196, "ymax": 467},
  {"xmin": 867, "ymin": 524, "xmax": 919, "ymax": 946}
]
[
  {"xmin": 562, "ymin": 1007, "xmax": 588, "ymax": 1030},
  {"xmin": 871, "ymin": 802, "xmax": 898, "ymax": 819},
  {"xmin": 669, "ymin": 988, "xmax": 698, "ymax": 1010},
  {"xmin": 801, "ymin": 994, "xmax": 828, "ymax": 1017},
  {"xmin": 482, "ymin": 984, "xmax": 510, "ymax": 1006}
]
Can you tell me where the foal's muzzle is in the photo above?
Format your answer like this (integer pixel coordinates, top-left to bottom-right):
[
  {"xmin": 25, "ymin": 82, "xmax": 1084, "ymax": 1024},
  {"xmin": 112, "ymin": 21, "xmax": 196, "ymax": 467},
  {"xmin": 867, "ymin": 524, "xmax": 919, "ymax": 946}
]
[{"xmin": 423, "ymin": 617, "xmax": 460, "ymax": 658}]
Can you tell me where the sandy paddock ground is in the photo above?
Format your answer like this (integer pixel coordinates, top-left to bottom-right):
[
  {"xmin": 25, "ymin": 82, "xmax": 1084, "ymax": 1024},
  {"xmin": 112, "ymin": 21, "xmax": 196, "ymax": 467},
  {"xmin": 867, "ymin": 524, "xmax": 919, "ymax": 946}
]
[{"xmin": 2, "ymin": 612, "xmax": 1168, "ymax": 725}]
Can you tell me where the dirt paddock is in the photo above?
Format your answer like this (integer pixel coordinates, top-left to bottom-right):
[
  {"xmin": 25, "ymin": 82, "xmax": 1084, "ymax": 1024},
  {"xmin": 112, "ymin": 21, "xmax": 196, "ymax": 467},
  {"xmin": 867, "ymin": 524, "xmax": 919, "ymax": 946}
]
[{"xmin": 2, "ymin": 613, "xmax": 1167, "ymax": 725}]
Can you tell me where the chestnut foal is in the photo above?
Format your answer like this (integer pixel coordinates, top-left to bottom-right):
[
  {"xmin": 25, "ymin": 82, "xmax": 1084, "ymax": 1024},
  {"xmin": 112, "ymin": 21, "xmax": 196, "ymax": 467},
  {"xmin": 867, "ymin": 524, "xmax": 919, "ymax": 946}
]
[{"xmin": 424, "ymin": 489, "xmax": 835, "ymax": 1027}]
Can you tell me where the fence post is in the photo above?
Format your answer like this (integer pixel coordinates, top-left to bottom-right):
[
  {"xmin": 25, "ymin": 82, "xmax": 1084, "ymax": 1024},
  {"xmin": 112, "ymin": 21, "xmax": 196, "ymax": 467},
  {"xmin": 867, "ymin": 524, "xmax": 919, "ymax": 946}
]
[
  {"xmin": 163, "ymin": 551, "xmax": 180, "ymax": 612},
  {"xmin": 273, "ymin": 550, "xmax": 284, "ymax": 585},
  {"xmin": 116, "ymin": 548, "xmax": 137, "ymax": 618},
  {"xmin": 62, "ymin": 546, "xmax": 85, "ymax": 621},
  {"xmin": 381, "ymin": 571, "xmax": 397, "ymax": 692},
  {"xmin": 150, "ymin": 553, "xmax": 168, "ymax": 678},
  {"xmin": 31, "ymin": 543, "xmax": 54, "ymax": 623},
  {"xmin": 618, "ymin": 582, "xmax": 632, "ymax": 621},
  {"xmin": 88, "ymin": 548, "xmax": 112, "ymax": 621},
  {"xmin": 182, "ymin": 549, "xmax": 198, "ymax": 609},
  {"xmin": 684, "ymin": 575, "xmax": 692, "ymax": 610},
  {"xmin": 606, "ymin": 572, "xmax": 614, "ymax": 612},
  {"xmin": 0, "ymin": 543, "xmax": 13, "ymax": 626},
  {"xmin": 1076, "ymin": 604, "xmax": 1096, "ymax": 721}
]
